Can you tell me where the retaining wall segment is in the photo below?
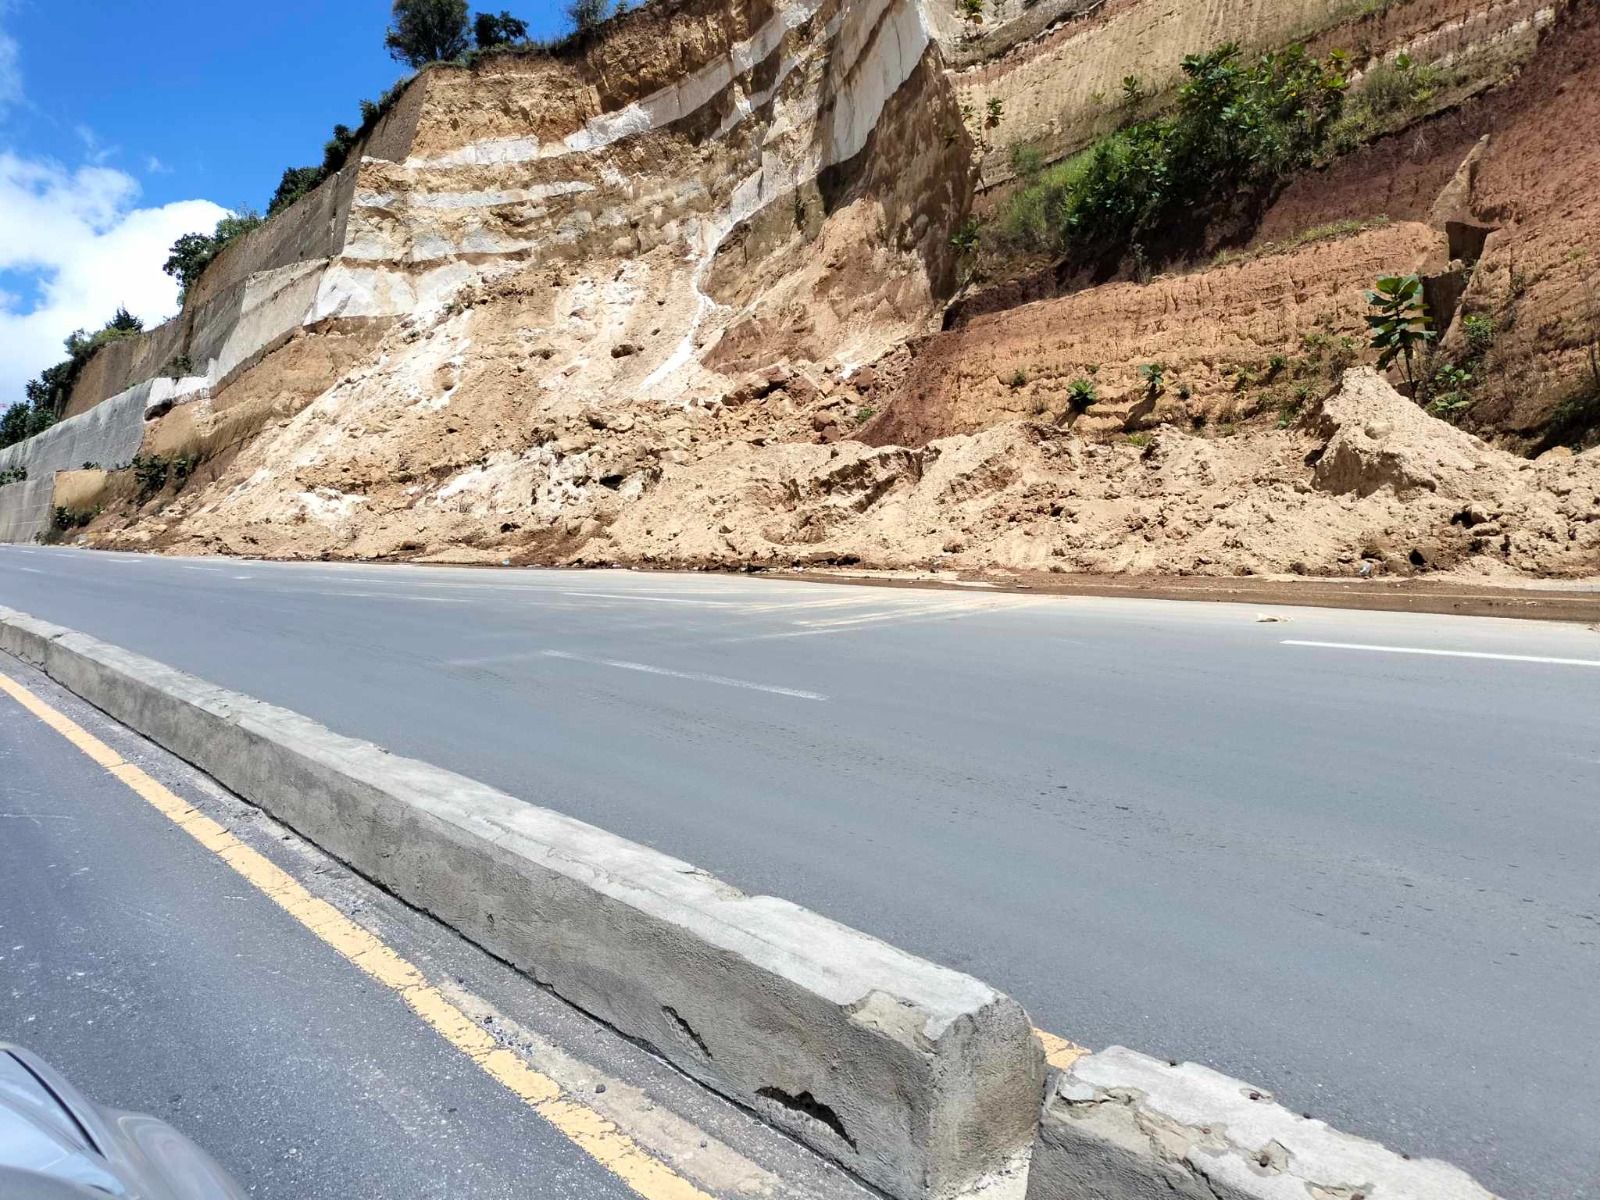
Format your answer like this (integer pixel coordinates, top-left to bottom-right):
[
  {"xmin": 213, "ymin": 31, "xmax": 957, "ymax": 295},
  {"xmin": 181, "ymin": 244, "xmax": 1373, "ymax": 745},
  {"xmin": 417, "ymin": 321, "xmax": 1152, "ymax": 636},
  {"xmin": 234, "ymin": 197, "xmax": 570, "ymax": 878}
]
[
  {"xmin": 0, "ymin": 607, "xmax": 1044, "ymax": 1200},
  {"xmin": 1027, "ymin": 1047, "xmax": 1497, "ymax": 1200},
  {"xmin": 0, "ymin": 386, "xmax": 155, "ymax": 543}
]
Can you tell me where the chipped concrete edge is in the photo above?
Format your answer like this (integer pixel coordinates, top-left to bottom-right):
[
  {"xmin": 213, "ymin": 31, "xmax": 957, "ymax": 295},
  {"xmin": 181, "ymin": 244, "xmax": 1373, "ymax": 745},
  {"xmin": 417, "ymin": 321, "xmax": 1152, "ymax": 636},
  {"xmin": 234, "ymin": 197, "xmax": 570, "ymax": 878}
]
[
  {"xmin": 0, "ymin": 606, "xmax": 1042, "ymax": 1200},
  {"xmin": 1025, "ymin": 1046, "xmax": 1499, "ymax": 1200}
]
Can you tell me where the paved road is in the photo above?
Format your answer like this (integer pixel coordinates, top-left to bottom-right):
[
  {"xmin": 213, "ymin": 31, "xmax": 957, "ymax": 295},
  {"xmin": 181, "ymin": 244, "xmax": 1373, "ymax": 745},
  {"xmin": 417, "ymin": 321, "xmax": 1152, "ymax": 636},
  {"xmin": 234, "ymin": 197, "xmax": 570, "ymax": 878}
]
[
  {"xmin": 0, "ymin": 648, "xmax": 865, "ymax": 1200},
  {"xmin": 2, "ymin": 547, "xmax": 1597, "ymax": 1199}
]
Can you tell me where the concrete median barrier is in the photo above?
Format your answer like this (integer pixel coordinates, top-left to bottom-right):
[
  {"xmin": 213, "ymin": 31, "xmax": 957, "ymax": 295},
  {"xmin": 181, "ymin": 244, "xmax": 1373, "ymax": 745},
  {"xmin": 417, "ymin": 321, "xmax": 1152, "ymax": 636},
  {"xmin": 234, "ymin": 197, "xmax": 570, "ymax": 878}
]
[
  {"xmin": 0, "ymin": 607, "xmax": 1043, "ymax": 1200},
  {"xmin": 1027, "ymin": 1046, "xmax": 1495, "ymax": 1200}
]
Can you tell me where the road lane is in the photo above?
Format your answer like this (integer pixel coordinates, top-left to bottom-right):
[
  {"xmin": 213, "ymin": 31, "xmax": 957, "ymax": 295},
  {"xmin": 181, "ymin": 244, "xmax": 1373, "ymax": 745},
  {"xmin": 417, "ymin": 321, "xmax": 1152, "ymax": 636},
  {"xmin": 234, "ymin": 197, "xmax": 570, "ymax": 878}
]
[
  {"xmin": 0, "ymin": 651, "xmax": 868, "ymax": 1200},
  {"xmin": 2, "ymin": 546, "xmax": 1598, "ymax": 1198}
]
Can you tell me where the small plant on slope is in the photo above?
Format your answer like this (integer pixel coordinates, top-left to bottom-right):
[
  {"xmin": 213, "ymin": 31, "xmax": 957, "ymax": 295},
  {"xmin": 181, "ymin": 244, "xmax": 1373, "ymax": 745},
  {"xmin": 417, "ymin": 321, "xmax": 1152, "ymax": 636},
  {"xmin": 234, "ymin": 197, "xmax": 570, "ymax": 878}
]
[
  {"xmin": 1365, "ymin": 274, "xmax": 1434, "ymax": 401},
  {"xmin": 1139, "ymin": 362, "xmax": 1166, "ymax": 404},
  {"xmin": 1065, "ymin": 377, "xmax": 1098, "ymax": 414}
]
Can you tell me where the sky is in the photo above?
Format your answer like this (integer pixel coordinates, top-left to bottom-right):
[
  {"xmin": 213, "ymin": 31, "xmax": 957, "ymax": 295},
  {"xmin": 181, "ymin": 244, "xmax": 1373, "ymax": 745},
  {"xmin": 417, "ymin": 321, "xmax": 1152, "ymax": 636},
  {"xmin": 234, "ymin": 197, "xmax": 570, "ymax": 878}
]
[{"xmin": 0, "ymin": 0, "xmax": 572, "ymax": 405}]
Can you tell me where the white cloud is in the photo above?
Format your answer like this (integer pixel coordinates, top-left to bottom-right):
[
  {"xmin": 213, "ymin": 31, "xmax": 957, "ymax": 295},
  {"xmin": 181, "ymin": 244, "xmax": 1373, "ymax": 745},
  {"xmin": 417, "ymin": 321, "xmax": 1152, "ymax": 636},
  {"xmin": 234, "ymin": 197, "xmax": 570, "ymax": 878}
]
[{"xmin": 0, "ymin": 153, "xmax": 226, "ymax": 402}]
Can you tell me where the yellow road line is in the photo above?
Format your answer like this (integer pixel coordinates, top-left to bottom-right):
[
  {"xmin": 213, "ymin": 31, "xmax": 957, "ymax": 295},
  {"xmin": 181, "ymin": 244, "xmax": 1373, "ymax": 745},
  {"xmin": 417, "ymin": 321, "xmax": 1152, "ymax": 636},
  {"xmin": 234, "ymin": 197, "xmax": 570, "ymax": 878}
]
[
  {"xmin": 1034, "ymin": 1029, "xmax": 1090, "ymax": 1072},
  {"xmin": 0, "ymin": 669, "xmax": 713, "ymax": 1200}
]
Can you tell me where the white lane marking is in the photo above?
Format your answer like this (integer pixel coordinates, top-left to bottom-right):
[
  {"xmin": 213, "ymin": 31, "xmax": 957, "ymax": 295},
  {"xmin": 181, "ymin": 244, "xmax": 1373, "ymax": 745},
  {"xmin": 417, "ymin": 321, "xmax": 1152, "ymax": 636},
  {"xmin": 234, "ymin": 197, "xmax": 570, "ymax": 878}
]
[
  {"xmin": 307, "ymin": 590, "xmax": 470, "ymax": 603},
  {"xmin": 562, "ymin": 591, "xmax": 740, "ymax": 607},
  {"xmin": 723, "ymin": 604, "xmax": 1022, "ymax": 642},
  {"xmin": 1282, "ymin": 640, "xmax": 1600, "ymax": 668},
  {"xmin": 15, "ymin": 567, "xmax": 44, "ymax": 574},
  {"xmin": 541, "ymin": 650, "xmax": 826, "ymax": 700},
  {"xmin": 445, "ymin": 651, "xmax": 550, "ymax": 669}
]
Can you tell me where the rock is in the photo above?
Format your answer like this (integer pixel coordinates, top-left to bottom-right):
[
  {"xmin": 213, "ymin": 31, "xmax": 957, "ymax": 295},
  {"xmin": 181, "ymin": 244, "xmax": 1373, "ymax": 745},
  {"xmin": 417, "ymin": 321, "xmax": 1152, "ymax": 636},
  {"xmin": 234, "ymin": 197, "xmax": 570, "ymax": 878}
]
[{"xmin": 611, "ymin": 342, "xmax": 640, "ymax": 358}]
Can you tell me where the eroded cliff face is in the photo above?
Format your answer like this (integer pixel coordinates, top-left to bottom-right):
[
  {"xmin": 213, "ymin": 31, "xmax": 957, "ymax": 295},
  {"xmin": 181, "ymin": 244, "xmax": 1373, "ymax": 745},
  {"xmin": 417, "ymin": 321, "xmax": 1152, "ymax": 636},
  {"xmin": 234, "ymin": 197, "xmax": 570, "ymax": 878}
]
[{"xmin": 15, "ymin": 0, "xmax": 1599, "ymax": 583}]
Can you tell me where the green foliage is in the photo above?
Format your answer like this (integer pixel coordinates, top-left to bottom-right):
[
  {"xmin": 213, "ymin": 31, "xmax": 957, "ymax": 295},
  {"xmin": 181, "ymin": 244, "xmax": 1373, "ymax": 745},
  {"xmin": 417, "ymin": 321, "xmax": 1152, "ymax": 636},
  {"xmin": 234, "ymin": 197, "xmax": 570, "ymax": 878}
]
[
  {"xmin": 1010, "ymin": 143, "xmax": 1045, "ymax": 178},
  {"xmin": 163, "ymin": 210, "xmax": 265, "ymax": 299},
  {"xmin": 0, "ymin": 404, "xmax": 29, "ymax": 448},
  {"xmin": 1365, "ymin": 274, "xmax": 1434, "ymax": 397},
  {"xmin": 268, "ymin": 80, "xmax": 410, "ymax": 218},
  {"xmin": 268, "ymin": 166, "xmax": 324, "ymax": 215},
  {"xmin": 998, "ymin": 42, "xmax": 1349, "ymax": 260},
  {"xmin": 1007, "ymin": 368, "xmax": 1028, "ymax": 388},
  {"xmin": 1139, "ymin": 361, "xmax": 1166, "ymax": 402},
  {"xmin": 1426, "ymin": 363, "xmax": 1474, "ymax": 419},
  {"xmin": 474, "ymin": 9, "xmax": 529, "ymax": 47},
  {"xmin": 1328, "ymin": 52, "xmax": 1458, "ymax": 152},
  {"xmin": 132, "ymin": 454, "xmax": 172, "ymax": 499},
  {"xmin": 1065, "ymin": 377, "xmax": 1098, "ymax": 413},
  {"xmin": 3, "ymin": 310, "xmax": 150, "ymax": 450},
  {"xmin": 0, "ymin": 466, "xmax": 28, "ymax": 487},
  {"xmin": 960, "ymin": 0, "xmax": 984, "ymax": 23},
  {"xmin": 985, "ymin": 97, "xmax": 1004, "ymax": 129},
  {"xmin": 949, "ymin": 218, "xmax": 981, "ymax": 255},
  {"xmin": 106, "ymin": 306, "xmax": 143, "ymax": 333},
  {"xmin": 52, "ymin": 506, "xmax": 96, "ymax": 532},
  {"xmin": 387, "ymin": 0, "xmax": 470, "ymax": 67},
  {"xmin": 1461, "ymin": 313, "xmax": 1496, "ymax": 358}
]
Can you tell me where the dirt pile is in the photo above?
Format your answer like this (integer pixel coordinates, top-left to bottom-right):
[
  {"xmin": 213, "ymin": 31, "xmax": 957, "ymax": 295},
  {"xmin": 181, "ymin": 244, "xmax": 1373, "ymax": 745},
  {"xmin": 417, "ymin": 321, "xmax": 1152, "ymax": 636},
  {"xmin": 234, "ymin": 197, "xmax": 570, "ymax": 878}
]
[{"xmin": 120, "ymin": 360, "xmax": 1597, "ymax": 580}]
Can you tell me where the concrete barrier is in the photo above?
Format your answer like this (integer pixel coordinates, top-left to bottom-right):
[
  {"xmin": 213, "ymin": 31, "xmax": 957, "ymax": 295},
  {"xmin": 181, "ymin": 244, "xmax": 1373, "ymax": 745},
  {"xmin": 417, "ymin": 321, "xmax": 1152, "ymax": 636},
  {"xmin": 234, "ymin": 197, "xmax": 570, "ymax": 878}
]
[
  {"xmin": 0, "ymin": 606, "xmax": 1505, "ymax": 1200},
  {"xmin": 0, "ymin": 607, "xmax": 1043, "ymax": 1200},
  {"xmin": 1027, "ymin": 1047, "xmax": 1496, "ymax": 1200}
]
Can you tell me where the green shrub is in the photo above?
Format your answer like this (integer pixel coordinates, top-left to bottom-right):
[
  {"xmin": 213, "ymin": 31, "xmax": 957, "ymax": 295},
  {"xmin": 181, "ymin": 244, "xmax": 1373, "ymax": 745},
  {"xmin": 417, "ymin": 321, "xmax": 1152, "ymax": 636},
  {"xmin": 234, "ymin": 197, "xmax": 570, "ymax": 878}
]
[
  {"xmin": 0, "ymin": 466, "xmax": 28, "ymax": 486},
  {"xmin": 268, "ymin": 80, "xmax": 411, "ymax": 217},
  {"xmin": 52, "ymin": 507, "xmax": 96, "ymax": 531},
  {"xmin": 1066, "ymin": 377, "xmax": 1098, "ymax": 412},
  {"xmin": 2, "ymin": 311, "xmax": 149, "ymax": 450},
  {"xmin": 1426, "ymin": 363, "xmax": 1474, "ymax": 420},
  {"xmin": 997, "ymin": 42, "xmax": 1349, "ymax": 261},
  {"xmin": 131, "ymin": 455, "xmax": 172, "ymax": 499},
  {"xmin": 1328, "ymin": 52, "xmax": 1460, "ymax": 152},
  {"xmin": 163, "ymin": 210, "xmax": 265, "ymax": 300},
  {"xmin": 1010, "ymin": 143, "xmax": 1045, "ymax": 178},
  {"xmin": 1139, "ymin": 362, "xmax": 1166, "ymax": 403},
  {"xmin": 1462, "ymin": 313, "xmax": 1496, "ymax": 357}
]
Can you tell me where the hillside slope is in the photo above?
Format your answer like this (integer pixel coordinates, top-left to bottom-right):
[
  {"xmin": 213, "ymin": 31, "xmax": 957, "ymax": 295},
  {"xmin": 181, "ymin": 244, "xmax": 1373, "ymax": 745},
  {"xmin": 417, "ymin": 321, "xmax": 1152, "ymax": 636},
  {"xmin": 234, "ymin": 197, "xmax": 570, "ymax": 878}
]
[{"xmin": 3, "ymin": 0, "xmax": 1596, "ymax": 583}]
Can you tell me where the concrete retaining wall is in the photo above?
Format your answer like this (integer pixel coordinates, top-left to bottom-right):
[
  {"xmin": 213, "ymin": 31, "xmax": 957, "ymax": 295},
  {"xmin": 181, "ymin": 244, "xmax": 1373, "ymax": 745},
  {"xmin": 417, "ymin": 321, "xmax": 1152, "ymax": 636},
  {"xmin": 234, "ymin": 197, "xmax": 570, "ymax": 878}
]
[
  {"xmin": 0, "ymin": 607, "xmax": 1044, "ymax": 1200},
  {"xmin": 0, "ymin": 387, "xmax": 152, "ymax": 542},
  {"xmin": 1027, "ymin": 1047, "xmax": 1495, "ymax": 1200},
  {"xmin": 0, "ymin": 478, "xmax": 56, "ymax": 543}
]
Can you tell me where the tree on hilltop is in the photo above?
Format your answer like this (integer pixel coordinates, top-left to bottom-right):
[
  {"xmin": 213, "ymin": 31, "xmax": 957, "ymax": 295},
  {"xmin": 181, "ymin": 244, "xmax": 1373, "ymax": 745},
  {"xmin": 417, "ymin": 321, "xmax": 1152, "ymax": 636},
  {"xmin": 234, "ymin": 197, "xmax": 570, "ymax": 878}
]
[
  {"xmin": 386, "ymin": 0, "xmax": 471, "ymax": 68},
  {"xmin": 473, "ymin": 10, "xmax": 529, "ymax": 48}
]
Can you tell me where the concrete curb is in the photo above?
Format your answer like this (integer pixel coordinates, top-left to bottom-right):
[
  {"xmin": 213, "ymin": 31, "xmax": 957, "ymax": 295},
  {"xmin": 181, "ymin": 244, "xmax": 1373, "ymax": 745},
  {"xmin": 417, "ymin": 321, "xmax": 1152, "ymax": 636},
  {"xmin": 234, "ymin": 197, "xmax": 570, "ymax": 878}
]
[
  {"xmin": 0, "ymin": 606, "xmax": 1507, "ymax": 1200},
  {"xmin": 1026, "ymin": 1047, "xmax": 1497, "ymax": 1200},
  {"xmin": 0, "ymin": 607, "xmax": 1043, "ymax": 1200}
]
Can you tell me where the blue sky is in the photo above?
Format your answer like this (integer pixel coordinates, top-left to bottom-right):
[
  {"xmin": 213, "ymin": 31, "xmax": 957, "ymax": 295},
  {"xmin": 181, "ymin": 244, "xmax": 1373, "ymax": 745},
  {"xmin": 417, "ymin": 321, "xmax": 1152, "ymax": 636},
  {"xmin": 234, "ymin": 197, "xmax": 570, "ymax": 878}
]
[{"xmin": 0, "ymin": 0, "xmax": 571, "ymax": 403}]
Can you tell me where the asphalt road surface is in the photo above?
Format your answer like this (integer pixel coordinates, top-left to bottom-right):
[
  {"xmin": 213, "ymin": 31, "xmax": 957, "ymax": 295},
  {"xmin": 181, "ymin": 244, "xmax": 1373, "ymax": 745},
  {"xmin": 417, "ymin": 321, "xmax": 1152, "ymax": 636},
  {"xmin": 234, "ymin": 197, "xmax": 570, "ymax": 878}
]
[
  {"xmin": 0, "ymin": 647, "xmax": 866, "ymax": 1200},
  {"xmin": 2, "ymin": 546, "xmax": 1597, "ymax": 1199}
]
